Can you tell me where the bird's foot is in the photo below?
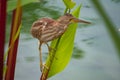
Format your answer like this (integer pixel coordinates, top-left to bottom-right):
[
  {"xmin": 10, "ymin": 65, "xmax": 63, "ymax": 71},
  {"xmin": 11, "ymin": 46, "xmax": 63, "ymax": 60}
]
[{"xmin": 40, "ymin": 64, "xmax": 49, "ymax": 72}]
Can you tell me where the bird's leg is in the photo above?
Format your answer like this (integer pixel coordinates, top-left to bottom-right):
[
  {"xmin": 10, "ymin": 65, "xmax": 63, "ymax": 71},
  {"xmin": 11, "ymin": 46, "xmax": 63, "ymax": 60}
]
[
  {"xmin": 39, "ymin": 42, "xmax": 57, "ymax": 72},
  {"xmin": 45, "ymin": 42, "xmax": 58, "ymax": 61},
  {"xmin": 39, "ymin": 41, "xmax": 43, "ymax": 72},
  {"xmin": 45, "ymin": 42, "xmax": 56, "ymax": 53}
]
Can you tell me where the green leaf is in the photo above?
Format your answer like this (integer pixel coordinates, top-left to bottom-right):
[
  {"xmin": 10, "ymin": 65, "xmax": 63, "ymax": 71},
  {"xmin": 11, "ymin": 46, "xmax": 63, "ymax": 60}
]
[
  {"xmin": 7, "ymin": 0, "xmax": 38, "ymax": 12},
  {"xmin": 63, "ymin": 0, "xmax": 76, "ymax": 9},
  {"xmin": 44, "ymin": 5, "xmax": 82, "ymax": 78}
]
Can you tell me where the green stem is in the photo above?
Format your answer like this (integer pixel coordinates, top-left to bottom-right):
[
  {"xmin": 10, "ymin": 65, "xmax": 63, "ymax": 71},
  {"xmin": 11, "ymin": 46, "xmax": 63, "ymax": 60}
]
[{"xmin": 64, "ymin": 8, "xmax": 68, "ymax": 14}]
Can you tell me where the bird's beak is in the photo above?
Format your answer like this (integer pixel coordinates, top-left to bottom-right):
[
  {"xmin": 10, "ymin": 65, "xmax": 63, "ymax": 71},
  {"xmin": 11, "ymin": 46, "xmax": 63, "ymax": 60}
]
[{"xmin": 71, "ymin": 17, "xmax": 91, "ymax": 24}]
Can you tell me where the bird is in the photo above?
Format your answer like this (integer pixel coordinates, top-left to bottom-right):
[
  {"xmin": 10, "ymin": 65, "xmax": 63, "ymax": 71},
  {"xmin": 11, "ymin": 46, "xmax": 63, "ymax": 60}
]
[{"xmin": 30, "ymin": 13, "xmax": 90, "ymax": 72}]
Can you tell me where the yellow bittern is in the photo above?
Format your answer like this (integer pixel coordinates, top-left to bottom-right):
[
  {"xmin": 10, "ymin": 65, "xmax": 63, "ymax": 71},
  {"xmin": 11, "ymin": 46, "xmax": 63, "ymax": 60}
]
[{"xmin": 30, "ymin": 13, "xmax": 90, "ymax": 72}]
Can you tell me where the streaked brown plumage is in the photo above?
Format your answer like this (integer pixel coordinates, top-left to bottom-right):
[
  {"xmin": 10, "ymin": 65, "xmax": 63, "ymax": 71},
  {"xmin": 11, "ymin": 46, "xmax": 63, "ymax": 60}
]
[{"xmin": 30, "ymin": 13, "xmax": 90, "ymax": 71}]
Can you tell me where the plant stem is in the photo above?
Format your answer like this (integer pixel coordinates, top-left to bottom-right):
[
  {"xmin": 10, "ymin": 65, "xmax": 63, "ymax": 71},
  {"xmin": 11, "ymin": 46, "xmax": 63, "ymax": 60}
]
[
  {"xmin": 0, "ymin": 0, "xmax": 7, "ymax": 79},
  {"xmin": 5, "ymin": 0, "xmax": 22, "ymax": 80},
  {"xmin": 64, "ymin": 8, "xmax": 68, "ymax": 14},
  {"xmin": 40, "ymin": 37, "xmax": 61, "ymax": 80}
]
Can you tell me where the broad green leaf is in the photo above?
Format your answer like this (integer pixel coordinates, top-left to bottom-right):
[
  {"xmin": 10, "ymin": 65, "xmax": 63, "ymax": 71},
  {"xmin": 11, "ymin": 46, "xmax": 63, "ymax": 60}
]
[
  {"xmin": 44, "ymin": 5, "xmax": 82, "ymax": 78},
  {"xmin": 7, "ymin": 0, "xmax": 38, "ymax": 12},
  {"xmin": 63, "ymin": 0, "xmax": 76, "ymax": 9}
]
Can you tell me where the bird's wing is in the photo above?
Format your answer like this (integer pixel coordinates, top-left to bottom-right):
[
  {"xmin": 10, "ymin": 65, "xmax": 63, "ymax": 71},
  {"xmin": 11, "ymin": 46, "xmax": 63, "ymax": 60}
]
[
  {"xmin": 31, "ymin": 18, "xmax": 55, "ymax": 39},
  {"xmin": 40, "ymin": 22, "xmax": 68, "ymax": 42}
]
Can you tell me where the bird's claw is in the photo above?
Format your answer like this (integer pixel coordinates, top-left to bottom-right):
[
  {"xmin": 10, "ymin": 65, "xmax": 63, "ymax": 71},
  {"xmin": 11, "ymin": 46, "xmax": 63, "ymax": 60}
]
[{"xmin": 40, "ymin": 64, "xmax": 49, "ymax": 72}]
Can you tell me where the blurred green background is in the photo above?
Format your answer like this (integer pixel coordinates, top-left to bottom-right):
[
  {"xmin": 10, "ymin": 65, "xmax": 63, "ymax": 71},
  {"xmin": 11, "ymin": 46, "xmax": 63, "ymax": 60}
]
[{"xmin": 6, "ymin": 0, "xmax": 120, "ymax": 80}]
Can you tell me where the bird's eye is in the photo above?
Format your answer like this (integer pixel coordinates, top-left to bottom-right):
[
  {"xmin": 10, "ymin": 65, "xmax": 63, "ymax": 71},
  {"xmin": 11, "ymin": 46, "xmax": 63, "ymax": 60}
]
[
  {"xmin": 69, "ymin": 19, "xmax": 72, "ymax": 21},
  {"xmin": 69, "ymin": 18, "xmax": 73, "ymax": 21}
]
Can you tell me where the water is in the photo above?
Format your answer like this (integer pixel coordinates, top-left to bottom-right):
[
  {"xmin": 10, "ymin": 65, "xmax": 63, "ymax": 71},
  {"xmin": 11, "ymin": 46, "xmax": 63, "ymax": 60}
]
[{"xmin": 6, "ymin": 0, "xmax": 120, "ymax": 80}]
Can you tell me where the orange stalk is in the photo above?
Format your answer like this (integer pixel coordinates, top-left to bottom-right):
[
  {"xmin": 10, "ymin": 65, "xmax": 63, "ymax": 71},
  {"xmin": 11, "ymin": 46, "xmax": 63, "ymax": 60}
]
[{"xmin": 5, "ymin": 0, "xmax": 22, "ymax": 80}]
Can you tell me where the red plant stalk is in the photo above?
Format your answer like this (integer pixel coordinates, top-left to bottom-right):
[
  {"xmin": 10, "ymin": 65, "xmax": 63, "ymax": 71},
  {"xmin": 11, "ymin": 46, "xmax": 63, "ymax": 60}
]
[
  {"xmin": 0, "ymin": 0, "xmax": 7, "ymax": 80},
  {"xmin": 5, "ymin": 0, "xmax": 22, "ymax": 80}
]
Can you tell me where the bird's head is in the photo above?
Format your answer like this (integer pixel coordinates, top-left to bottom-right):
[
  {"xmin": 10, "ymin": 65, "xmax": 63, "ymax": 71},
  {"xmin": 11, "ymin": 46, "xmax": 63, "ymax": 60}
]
[{"xmin": 57, "ymin": 13, "xmax": 91, "ymax": 24}]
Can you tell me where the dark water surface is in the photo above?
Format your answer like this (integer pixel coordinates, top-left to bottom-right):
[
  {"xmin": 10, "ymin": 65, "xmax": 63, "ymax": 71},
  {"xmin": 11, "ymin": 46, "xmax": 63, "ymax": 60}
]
[{"xmin": 6, "ymin": 0, "xmax": 120, "ymax": 80}]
